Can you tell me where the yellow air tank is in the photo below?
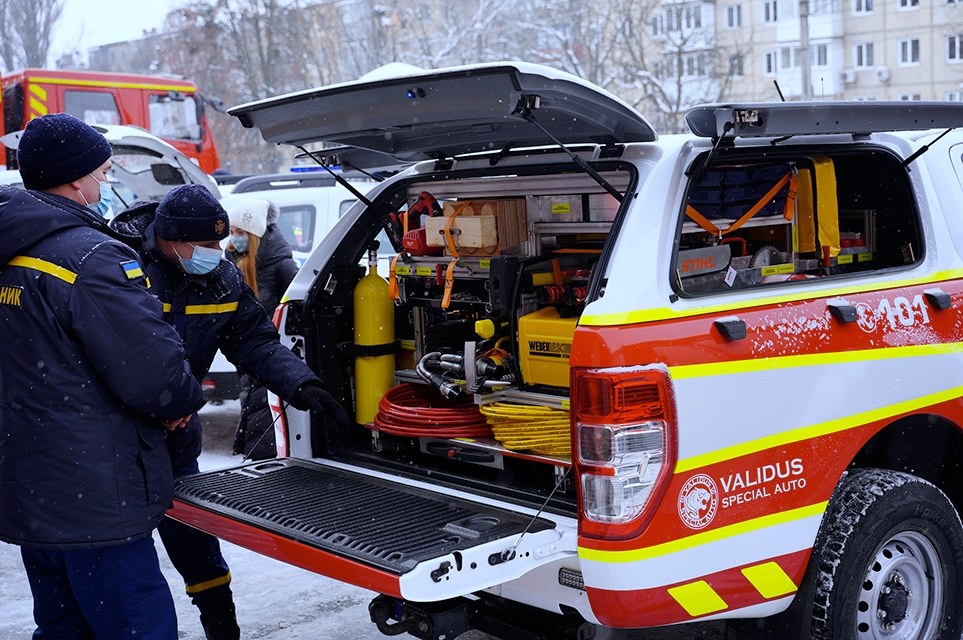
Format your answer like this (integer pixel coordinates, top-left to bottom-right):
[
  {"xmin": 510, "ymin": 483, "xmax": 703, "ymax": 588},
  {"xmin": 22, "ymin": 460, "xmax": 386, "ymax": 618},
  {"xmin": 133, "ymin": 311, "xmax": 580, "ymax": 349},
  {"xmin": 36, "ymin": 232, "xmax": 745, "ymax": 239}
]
[{"xmin": 354, "ymin": 245, "xmax": 395, "ymax": 424}]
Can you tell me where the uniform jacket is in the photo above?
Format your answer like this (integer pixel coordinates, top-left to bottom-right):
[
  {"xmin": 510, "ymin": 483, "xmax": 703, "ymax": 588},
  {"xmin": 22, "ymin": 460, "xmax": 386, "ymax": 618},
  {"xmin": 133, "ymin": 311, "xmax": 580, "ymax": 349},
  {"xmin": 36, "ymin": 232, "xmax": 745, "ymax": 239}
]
[
  {"xmin": 0, "ymin": 187, "xmax": 203, "ymax": 549},
  {"xmin": 227, "ymin": 224, "xmax": 300, "ymax": 458},
  {"xmin": 112, "ymin": 204, "xmax": 319, "ymax": 468}
]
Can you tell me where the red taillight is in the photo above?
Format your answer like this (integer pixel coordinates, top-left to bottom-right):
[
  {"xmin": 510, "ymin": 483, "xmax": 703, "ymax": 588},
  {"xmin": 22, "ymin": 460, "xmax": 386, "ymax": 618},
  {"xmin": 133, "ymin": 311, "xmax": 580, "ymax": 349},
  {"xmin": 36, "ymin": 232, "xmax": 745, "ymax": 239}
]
[{"xmin": 572, "ymin": 366, "xmax": 677, "ymax": 540}]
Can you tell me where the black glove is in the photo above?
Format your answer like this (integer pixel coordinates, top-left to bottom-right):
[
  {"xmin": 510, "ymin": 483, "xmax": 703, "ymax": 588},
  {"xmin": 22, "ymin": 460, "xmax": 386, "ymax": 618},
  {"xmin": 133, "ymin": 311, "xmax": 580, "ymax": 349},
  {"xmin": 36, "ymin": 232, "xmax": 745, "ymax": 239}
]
[{"xmin": 288, "ymin": 382, "xmax": 351, "ymax": 431}]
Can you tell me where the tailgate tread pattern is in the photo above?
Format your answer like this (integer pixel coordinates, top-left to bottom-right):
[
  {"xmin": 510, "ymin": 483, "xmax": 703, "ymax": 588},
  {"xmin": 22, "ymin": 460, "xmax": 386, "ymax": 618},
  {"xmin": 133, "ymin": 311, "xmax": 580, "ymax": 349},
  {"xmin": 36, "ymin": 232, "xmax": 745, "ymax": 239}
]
[{"xmin": 174, "ymin": 459, "xmax": 554, "ymax": 574}]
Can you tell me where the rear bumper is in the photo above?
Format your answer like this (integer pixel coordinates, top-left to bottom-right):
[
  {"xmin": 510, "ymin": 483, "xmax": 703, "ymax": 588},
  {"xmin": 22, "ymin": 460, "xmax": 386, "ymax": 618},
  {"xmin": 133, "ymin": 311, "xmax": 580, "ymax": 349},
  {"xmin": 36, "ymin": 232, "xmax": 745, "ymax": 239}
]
[{"xmin": 202, "ymin": 371, "xmax": 241, "ymax": 401}]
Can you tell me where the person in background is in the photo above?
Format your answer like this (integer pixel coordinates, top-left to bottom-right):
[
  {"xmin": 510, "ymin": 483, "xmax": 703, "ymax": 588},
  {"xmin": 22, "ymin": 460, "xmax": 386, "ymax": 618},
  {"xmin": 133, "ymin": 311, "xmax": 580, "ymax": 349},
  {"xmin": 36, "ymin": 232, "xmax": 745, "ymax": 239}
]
[
  {"xmin": 0, "ymin": 114, "xmax": 202, "ymax": 639},
  {"xmin": 225, "ymin": 199, "xmax": 299, "ymax": 459},
  {"xmin": 111, "ymin": 186, "xmax": 348, "ymax": 640}
]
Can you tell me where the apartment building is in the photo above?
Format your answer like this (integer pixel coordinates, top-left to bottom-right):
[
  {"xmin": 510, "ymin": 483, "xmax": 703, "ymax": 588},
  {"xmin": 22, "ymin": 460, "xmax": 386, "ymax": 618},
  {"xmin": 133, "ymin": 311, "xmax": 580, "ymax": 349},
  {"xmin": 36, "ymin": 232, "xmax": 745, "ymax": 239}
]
[{"xmin": 714, "ymin": 0, "xmax": 963, "ymax": 101}]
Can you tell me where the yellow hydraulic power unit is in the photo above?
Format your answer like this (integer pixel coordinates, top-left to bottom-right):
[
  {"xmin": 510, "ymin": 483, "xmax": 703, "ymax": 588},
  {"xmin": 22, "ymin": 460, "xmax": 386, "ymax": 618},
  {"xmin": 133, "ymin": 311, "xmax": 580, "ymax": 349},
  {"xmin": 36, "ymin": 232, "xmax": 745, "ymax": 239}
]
[
  {"xmin": 353, "ymin": 247, "xmax": 395, "ymax": 424},
  {"xmin": 518, "ymin": 307, "xmax": 578, "ymax": 388}
]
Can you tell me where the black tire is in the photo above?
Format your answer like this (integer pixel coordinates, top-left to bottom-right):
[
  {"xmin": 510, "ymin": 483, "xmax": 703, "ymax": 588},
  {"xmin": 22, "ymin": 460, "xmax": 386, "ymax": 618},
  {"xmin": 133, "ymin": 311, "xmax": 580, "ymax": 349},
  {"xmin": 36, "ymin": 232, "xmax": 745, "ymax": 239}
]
[{"xmin": 811, "ymin": 468, "xmax": 963, "ymax": 640}]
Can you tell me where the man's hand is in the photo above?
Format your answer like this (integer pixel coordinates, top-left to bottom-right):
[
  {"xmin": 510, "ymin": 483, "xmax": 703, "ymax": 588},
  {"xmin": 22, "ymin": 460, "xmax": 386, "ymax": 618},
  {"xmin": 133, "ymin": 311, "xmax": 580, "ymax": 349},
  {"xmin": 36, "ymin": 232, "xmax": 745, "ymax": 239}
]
[
  {"xmin": 288, "ymin": 382, "xmax": 351, "ymax": 431},
  {"xmin": 162, "ymin": 415, "xmax": 192, "ymax": 431}
]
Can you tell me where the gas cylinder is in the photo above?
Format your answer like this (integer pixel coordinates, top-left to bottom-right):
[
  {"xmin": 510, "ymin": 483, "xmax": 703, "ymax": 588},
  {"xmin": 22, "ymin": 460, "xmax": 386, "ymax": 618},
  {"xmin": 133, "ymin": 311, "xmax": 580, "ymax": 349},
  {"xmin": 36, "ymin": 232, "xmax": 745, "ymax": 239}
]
[{"xmin": 353, "ymin": 243, "xmax": 395, "ymax": 424}]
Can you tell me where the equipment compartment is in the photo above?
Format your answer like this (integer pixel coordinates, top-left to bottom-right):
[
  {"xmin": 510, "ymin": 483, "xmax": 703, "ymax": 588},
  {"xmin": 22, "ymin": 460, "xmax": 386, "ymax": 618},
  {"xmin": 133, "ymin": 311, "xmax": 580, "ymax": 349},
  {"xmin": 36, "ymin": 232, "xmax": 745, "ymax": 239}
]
[
  {"xmin": 674, "ymin": 150, "xmax": 919, "ymax": 296},
  {"xmin": 302, "ymin": 166, "xmax": 630, "ymax": 508}
]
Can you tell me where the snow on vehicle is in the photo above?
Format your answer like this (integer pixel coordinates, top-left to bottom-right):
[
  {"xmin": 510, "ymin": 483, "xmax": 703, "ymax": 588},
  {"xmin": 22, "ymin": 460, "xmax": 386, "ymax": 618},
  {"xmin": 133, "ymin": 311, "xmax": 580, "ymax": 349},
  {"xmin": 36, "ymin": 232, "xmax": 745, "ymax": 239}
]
[{"xmin": 170, "ymin": 62, "xmax": 963, "ymax": 640}]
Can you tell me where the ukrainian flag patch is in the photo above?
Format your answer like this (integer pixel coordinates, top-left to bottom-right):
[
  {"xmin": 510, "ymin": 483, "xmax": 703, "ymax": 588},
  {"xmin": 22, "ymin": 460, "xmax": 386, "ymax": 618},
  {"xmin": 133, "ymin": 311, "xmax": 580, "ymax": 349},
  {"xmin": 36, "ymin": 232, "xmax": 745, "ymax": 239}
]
[{"xmin": 121, "ymin": 260, "xmax": 144, "ymax": 280}]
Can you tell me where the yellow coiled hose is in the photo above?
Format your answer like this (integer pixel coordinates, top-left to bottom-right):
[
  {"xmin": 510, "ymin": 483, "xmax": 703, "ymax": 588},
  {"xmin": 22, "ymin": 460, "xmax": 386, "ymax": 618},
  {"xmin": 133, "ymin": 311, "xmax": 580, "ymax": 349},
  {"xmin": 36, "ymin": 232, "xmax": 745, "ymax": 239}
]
[{"xmin": 479, "ymin": 402, "xmax": 571, "ymax": 457}]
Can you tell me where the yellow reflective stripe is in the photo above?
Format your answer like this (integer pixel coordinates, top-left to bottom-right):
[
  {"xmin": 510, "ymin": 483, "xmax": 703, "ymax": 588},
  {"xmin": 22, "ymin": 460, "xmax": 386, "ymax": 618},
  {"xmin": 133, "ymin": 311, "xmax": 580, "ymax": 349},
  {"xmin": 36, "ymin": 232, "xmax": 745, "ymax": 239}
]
[
  {"xmin": 6, "ymin": 256, "xmax": 77, "ymax": 284},
  {"xmin": 579, "ymin": 502, "xmax": 827, "ymax": 563},
  {"xmin": 676, "ymin": 384, "xmax": 963, "ymax": 473},
  {"xmin": 184, "ymin": 302, "xmax": 239, "ymax": 315},
  {"xmin": 741, "ymin": 562, "xmax": 797, "ymax": 599},
  {"xmin": 670, "ymin": 342, "xmax": 963, "ymax": 381},
  {"xmin": 667, "ymin": 580, "xmax": 728, "ymax": 616},
  {"xmin": 28, "ymin": 76, "xmax": 196, "ymax": 93},
  {"xmin": 28, "ymin": 83, "xmax": 47, "ymax": 101},
  {"xmin": 580, "ymin": 269, "xmax": 963, "ymax": 327},
  {"xmin": 162, "ymin": 303, "xmax": 172, "ymax": 312},
  {"xmin": 184, "ymin": 571, "xmax": 231, "ymax": 594},
  {"xmin": 28, "ymin": 95, "xmax": 47, "ymax": 116}
]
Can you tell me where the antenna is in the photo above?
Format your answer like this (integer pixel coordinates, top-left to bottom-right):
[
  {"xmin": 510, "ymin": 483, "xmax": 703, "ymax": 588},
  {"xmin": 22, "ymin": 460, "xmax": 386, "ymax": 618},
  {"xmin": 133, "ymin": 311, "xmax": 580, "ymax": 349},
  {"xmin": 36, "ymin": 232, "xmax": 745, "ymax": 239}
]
[{"xmin": 774, "ymin": 80, "xmax": 786, "ymax": 102}]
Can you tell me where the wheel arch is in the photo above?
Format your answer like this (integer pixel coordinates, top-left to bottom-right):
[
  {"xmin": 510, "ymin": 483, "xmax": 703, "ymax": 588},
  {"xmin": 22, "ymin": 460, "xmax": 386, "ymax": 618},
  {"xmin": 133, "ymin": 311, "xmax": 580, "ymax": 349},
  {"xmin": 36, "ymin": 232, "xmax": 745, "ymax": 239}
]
[{"xmin": 850, "ymin": 413, "xmax": 963, "ymax": 517}]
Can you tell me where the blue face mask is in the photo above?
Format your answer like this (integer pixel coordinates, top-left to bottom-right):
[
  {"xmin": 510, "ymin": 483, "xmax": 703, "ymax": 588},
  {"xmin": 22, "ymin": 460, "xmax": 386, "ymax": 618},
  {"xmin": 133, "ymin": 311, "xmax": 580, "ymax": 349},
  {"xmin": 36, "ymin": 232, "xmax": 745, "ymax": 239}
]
[
  {"xmin": 177, "ymin": 243, "xmax": 222, "ymax": 275},
  {"xmin": 231, "ymin": 234, "xmax": 249, "ymax": 254},
  {"xmin": 81, "ymin": 174, "xmax": 113, "ymax": 218}
]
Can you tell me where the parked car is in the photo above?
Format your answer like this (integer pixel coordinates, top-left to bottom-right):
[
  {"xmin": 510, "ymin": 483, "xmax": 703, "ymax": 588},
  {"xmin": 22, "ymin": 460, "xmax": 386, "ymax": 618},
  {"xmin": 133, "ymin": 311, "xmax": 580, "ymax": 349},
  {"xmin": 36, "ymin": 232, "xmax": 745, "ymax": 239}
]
[
  {"xmin": 171, "ymin": 62, "xmax": 963, "ymax": 640},
  {"xmin": 0, "ymin": 124, "xmax": 220, "ymax": 206}
]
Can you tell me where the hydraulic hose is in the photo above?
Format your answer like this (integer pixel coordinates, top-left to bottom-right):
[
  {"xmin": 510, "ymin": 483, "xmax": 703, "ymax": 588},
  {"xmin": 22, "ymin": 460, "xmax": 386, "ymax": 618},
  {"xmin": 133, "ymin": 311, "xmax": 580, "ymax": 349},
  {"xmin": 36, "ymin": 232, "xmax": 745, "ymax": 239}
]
[{"xmin": 374, "ymin": 383, "xmax": 491, "ymax": 438}]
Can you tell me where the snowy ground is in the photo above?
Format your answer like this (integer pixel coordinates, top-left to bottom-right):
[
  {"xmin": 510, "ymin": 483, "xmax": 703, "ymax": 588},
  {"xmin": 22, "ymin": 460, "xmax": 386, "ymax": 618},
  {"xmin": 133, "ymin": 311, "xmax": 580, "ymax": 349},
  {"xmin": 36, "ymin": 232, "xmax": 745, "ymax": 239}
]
[{"xmin": 0, "ymin": 401, "xmax": 724, "ymax": 640}]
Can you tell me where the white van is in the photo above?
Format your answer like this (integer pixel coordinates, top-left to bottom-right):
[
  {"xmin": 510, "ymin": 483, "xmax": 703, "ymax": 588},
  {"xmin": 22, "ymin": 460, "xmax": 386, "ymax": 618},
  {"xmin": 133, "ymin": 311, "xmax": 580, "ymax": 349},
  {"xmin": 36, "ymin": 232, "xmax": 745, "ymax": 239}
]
[
  {"xmin": 218, "ymin": 171, "xmax": 374, "ymax": 268},
  {"xmin": 204, "ymin": 171, "xmax": 375, "ymax": 402}
]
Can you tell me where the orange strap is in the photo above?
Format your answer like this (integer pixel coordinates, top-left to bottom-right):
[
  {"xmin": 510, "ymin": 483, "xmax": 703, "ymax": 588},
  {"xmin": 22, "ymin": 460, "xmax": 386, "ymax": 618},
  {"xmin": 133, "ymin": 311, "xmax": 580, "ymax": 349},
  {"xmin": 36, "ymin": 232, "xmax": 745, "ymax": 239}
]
[
  {"xmin": 388, "ymin": 253, "xmax": 401, "ymax": 300},
  {"xmin": 551, "ymin": 258, "xmax": 563, "ymax": 286},
  {"xmin": 783, "ymin": 173, "xmax": 798, "ymax": 221},
  {"xmin": 686, "ymin": 172, "xmax": 793, "ymax": 237},
  {"xmin": 443, "ymin": 201, "xmax": 473, "ymax": 258},
  {"xmin": 441, "ymin": 259, "xmax": 458, "ymax": 309},
  {"xmin": 684, "ymin": 205, "xmax": 721, "ymax": 236}
]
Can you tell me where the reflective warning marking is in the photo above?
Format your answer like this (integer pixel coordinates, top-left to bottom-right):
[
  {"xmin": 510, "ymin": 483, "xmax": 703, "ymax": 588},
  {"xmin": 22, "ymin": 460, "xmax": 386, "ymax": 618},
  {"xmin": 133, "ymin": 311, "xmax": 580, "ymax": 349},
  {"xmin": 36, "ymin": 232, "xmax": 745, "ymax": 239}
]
[
  {"xmin": 741, "ymin": 561, "xmax": 797, "ymax": 599},
  {"xmin": 667, "ymin": 580, "xmax": 728, "ymax": 616}
]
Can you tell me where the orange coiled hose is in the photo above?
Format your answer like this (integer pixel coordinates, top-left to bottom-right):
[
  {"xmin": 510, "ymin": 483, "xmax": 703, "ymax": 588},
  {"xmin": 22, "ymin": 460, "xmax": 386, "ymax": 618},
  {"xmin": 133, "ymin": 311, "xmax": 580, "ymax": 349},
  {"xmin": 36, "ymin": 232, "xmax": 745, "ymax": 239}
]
[{"xmin": 373, "ymin": 383, "xmax": 491, "ymax": 438}]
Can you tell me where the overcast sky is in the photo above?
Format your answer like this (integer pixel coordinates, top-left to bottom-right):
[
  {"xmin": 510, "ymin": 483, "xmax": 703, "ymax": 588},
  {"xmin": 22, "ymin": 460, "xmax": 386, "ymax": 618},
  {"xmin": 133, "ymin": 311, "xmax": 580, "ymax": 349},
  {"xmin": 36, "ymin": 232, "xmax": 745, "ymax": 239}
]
[{"xmin": 54, "ymin": 0, "xmax": 179, "ymax": 61}]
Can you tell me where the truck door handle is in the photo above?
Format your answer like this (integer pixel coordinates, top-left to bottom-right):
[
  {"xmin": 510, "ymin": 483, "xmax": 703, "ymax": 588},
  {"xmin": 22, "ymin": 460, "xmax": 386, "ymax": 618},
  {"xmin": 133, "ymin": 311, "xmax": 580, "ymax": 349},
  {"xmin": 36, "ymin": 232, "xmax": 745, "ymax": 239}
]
[
  {"xmin": 924, "ymin": 288, "xmax": 952, "ymax": 310},
  {"xmin": 827, "ymin": 299, "xmax": 858, "ymax": 323},
  {"xmin": 714, "ymin": 318, "xmax": 747, "ymax": 341}
]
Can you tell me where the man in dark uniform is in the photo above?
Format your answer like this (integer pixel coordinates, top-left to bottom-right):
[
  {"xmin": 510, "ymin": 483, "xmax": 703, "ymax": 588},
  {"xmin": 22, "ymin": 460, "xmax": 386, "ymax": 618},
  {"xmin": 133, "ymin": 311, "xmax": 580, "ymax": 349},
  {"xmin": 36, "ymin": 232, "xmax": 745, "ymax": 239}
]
[
  {"xmin": 0, "ymin": 115, "xmax": 203, "ymax": 638},
  {"xmin": 111, "ymin": 185, "xmax": 348, "ymax": 640}
]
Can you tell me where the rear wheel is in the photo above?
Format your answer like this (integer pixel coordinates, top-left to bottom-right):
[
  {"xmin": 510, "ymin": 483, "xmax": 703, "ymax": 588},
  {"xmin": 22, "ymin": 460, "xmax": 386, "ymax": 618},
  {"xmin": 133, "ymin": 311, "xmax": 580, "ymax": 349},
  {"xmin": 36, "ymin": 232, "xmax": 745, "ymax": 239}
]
[{"xmin": 812, "ymin": 468, "xmax": 963, "ymax": 640}]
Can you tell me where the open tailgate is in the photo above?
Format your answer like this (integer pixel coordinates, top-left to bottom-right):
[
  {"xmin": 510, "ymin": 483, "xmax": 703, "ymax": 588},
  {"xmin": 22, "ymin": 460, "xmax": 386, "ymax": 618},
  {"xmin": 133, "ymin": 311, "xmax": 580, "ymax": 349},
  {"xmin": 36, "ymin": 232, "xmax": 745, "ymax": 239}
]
[{"xmin": 171, "ymin": 458, "xmax": 576, "ymax": 600}]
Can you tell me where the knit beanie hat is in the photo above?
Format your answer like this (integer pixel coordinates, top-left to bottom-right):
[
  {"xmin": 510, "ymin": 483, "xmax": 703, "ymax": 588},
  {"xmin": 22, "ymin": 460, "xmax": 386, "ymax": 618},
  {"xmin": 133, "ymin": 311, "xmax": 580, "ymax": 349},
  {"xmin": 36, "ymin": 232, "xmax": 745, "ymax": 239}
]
[
  {"xmin": 17, "ymin": 114, "xmax": 113, "ymax": 191},
  {"xmin": 227, "ymin": 199, "xmax": 271, "ymax": 237},
  {"xmin": 154, "ymin": 184, "xmax": 230, "ymax": 242}
]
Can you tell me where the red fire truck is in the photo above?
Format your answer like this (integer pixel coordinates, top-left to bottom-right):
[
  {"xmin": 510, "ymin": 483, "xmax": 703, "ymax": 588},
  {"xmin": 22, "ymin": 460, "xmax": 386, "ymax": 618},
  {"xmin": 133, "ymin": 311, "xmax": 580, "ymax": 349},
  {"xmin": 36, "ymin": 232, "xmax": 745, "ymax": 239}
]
[{"xmin": 1, "ymin": 68, "xmax": 221, "ymax": 173}]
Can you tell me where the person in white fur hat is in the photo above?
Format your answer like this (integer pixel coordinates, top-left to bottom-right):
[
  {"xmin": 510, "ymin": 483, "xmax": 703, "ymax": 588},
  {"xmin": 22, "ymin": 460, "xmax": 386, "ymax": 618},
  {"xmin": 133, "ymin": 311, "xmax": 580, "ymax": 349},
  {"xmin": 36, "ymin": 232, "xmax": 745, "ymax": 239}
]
[{"xmin": 225, "ymin": 198, "xmax": 300, "ymax": 459}]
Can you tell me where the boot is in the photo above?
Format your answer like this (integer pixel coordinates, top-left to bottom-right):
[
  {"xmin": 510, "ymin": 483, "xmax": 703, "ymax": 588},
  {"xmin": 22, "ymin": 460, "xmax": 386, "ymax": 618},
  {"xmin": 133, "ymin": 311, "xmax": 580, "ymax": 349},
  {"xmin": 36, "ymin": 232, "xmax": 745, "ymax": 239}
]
[{"xmin": 199, "ymin": 595, "xmax": 240, "ymax": 640}]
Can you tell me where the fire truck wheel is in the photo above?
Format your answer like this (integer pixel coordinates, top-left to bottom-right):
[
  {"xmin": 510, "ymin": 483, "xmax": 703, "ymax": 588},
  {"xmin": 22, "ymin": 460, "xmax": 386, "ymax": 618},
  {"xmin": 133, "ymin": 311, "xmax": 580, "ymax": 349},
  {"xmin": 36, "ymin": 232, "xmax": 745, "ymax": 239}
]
[{"xmin": 810, "ymin": 468, "xmax": 963, "ymax": 640}]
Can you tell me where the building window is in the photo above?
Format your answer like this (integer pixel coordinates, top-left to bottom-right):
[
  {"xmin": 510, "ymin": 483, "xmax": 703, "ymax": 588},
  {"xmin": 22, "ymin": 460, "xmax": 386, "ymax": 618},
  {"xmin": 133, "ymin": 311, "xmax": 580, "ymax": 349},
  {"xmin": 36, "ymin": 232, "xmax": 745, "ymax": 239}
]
[
  {"xmin": 764, "ymin": 0, "xmax": 778, "ymax": 22},
  {"xmin": 726, "ymin": 4, "xmax": 742, "ymax": 28},
  {"xmin": 898, "ymin": 93, "xmax": 921, "ymax": 100},
  {"xmin": 898, "ymin": 38, "xmax": 920, "ymax": 65},
  {"xmin": 813, "ymin": 44, "xmax": 829, "ymax": 66},
  {"xmin": 685, "ymin": 5, "xmax": 702, "ymax": 28},
  {"xmin": 764, "ymin": 51, "xmax": 777, "ymax": 75},
  {"xmin": 729, "ymin": 54, "xmax": 745, "ymax": 76},
  {"xmin": 650, "ymin": 15, "xmax": 662, "ymax": 36},
  {"xmin": 854, "ymin": 42, "xmax": 874, "ymax": 68},
  {"xmin": 811, "ymin": 0, "xmax": 840, "ymax": 14},
  {"xmin": 897, "ymin": 0, "xmax": 919, "ymax": 9},
  {"xmin": 854, "ymin": 0, "xmax": 873, "ymax": 11},
  {"xmin": 948, "ymin": 35, "xmax": 963, "ymax": 62},
  {"xmin": 855, "ymin": 95, "xmax": 877, "ymax": 100},
  {"xmin": 947, "ymin": 91, "xmax": 963, "ymax": 101},
  {"xmin": 780, "ymin": 46, "xmax": 801, "ymax": 69}
]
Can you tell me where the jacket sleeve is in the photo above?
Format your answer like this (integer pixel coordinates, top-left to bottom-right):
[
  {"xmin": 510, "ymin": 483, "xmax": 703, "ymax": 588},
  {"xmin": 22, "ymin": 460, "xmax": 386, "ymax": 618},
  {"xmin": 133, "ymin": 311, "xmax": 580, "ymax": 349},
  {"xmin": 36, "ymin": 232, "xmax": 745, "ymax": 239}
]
[
  {"xmin": 68, "ymin": 241, "xmax": 204, "ymax": 420},
  {"xmin": 220, "ymin": 274, "xmax": 319, "ymax": 401}
]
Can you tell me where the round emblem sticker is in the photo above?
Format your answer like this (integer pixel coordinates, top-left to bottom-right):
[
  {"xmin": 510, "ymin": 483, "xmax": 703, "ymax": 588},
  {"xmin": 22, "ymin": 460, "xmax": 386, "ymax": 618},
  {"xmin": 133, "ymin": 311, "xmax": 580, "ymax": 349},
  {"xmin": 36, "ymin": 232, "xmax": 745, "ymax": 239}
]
[{"xmin": 678, "ymin": 474, "xmax": 719, "ymax": 530}]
